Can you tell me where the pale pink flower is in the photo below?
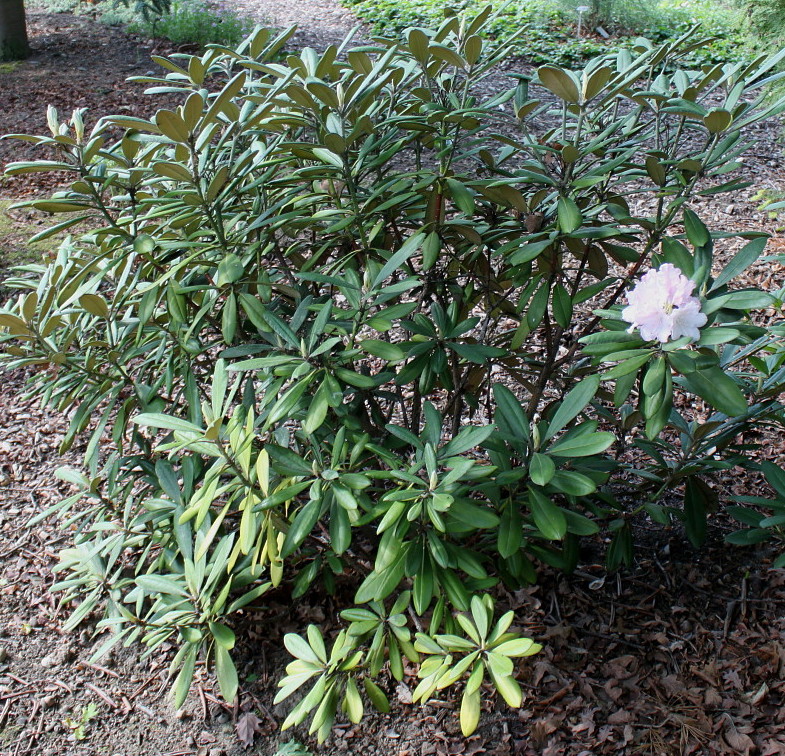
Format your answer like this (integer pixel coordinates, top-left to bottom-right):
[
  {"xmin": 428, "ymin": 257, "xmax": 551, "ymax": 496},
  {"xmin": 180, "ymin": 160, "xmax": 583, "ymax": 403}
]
[{"xmin": 621, "ymin": 263, "xmax": 707, "ymax": 343}]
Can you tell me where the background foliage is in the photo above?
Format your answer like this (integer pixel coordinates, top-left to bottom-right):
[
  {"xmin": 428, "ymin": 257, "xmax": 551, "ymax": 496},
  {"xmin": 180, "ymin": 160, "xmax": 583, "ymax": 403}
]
[{"xmin": 342, "ymin": 0, "xmax": 747, "ymax": 65}]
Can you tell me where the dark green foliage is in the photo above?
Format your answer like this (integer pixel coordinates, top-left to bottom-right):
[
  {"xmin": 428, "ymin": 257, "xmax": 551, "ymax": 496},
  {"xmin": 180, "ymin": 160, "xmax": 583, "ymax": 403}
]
[
  {"xmin": 735, "ymin": 0, "xmax": 785, "ymax": 44},
  {"xmin": 2, "ymin": 10, "xmax": 785, "ymax": 740},
  {"xmin": 344, "ymin": 0, "xmax": 748, "ymax": 66},
  {"xmin": 115, "ymin": 0, "xmax": 171, "ymax": 23}
]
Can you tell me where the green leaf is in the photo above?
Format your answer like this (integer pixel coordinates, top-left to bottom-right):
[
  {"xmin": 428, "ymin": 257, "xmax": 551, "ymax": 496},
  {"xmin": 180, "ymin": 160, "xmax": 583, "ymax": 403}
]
[
  {"xmin": 528, "ymin": 487, "xmax": 566, "ymax": 540},
  {"xmin": 372, "ymin": 232, "xmax": 425, "ymax": 289},
  {"xmin": 529, "ymin": 453, "xmax": 555, "ymax": 486},
  {"xmin": 470, "ymin": 595, "xmax": 489, "ymax": 641},
  {"xmin": 538, "ymin": 65, "xmax": 580, "ymax": 103},
  {"xmin": 492, "ymin": 383, "xmax": 529, "ymax": 440},
  {"xmin": 266, "ymin": 375, "xmax": 314, "ymax": 427},
  {"xmin": 173, "ymin": 645, "xmax": 197, "ymax": 709},
  {"xmin": 603, "ymin": 352, "xmax": 654, "ymax": 379},
  {"xmin": 683, "ymin": 208, "xmax": 710, "ymax": 248},
  {"xmin": 562, "ymin": 508, "xmax": 599, "ymax": 535},
  {"xmin": 551, "ymin": 283, "xmax": 572, "ymax": 328},
  {"xmin": 680, "ymin": 367, "xmax": 746, "ymax": 417},
  {"xmin": 344, "ymin": 677, "xmax": 364, "ymax": 724},
  {"xmin": 422, "ymin": 231, "xmax": 441, "ymax": 271},
  {"xmin": 153, "ymin": 161, "xmax": 192, "ymax": 182},
  {"xmin": 703, "ymin": 108, "xmax": 732, "ymax": 133},
  {"xmin": 557, "ymin": 196, "xmax": 582, "ymax": 233},
  {"xmin": 408, "ymin": 28, "xmax": 430, "ymax": 63},
  {"xmin": 488, "ymin": 670, "xmax": 522, "ymax": 708},
  {"xmin": 548, "ymin": 431, "xmax": 614, "ymax": 457},
  {"xmin": 711, "ymin": 236, "xmax": 767, "ymax": 291},
  {"xmin": 359, "ymin": 339, "xmax": 405, "ymax": 361},
  {"xmin": 209, "ymin": 622, "xmax": 236, "ymax": 650},
  {"xmin": 214, "ymin": 645, "xmax": 238, "ymax": 703},
  {"xmin": 0, "ymin": 312, "xmax": 29, "ymax": 330},
  {"xmin": 282, "ymin": 498, "xmax": 322, "ymax": 557},
  {"xmin": 497, "ymin": 506, "xmax": 522, "ymax": 559},
  {"xmin": 133, "ymin": 413, "xmax": 202, "ymax": 435},
  {"xmin": 551, "ymin": 471, "xmax": 597, "ymax": 497},
  {"xmin": 413, "ymin": 560, "xmax": 435, "ymax": 614},
  {"xmin": 762, "ymin": 461, "xmax": 785, "ymax": 500},
  {"xmin": 544, "ymin": 376, "xmax": 600, "ymax": 441},
  {"xmin": 265, "ymin": 444, "xmax": 313, "ymax": 476},
  {"xmin": 705, "ymin": 289, "xmax": 775, "ymax": 312},
  {"xmin": 303, "ymin": 385, "xmax": 329, "ymax": 435},
  {"xmin": 355, "ymin": 548, "xmax": 407, "ymax": 603},
  {"xmin": 441, "ymin": 424, "xmax": 495, "ymax": 457},
  {"xmin": 697, "ymin": 327, "xmax": 740, "ymax": 346},
  {"xmin": 216, "ymin": 254, "xmax": 245, "ymax": 287},
  {"xmin": 136, "ymin": 574, "xmax": 188, "ymax": 596},
  {"xmin": 446, "ymin": 178, "xmax": 476, "ymax": 215},
  {"xmin": 284, "ymin": 633, "xmax": 323, "ymax": 664},
  {"xmin": 79, "ymin": 294, "xmax": 109, "ymax": 318},
  {"xmin": 155, "ymin": 109, "xmax": 191, "ymax": 142},
  {"xmin": 312, "ymin": 147, "xmax": 344, "ymax": 168},
  {"xmin": 683, "ymin": 478, "xmax": 707, "ymax": 548},
  {"xmin": 494, "ymin": 638, "xmax": 541, "ymax": 657},
  {"xmin": 363, "ymin": 678, "xmax": 390, "ymax": 713},
  {"xmin": 31, "ymin": 200, "xmax": 92, "ymax": 213},
  {"xmin": 429, "ymin": 43, "xmax": 467, "ymax": 69}
]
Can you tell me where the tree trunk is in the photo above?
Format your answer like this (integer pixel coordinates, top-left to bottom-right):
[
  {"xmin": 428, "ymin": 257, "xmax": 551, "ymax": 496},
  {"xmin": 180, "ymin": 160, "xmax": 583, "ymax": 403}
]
[{"xmin": 0, "ymin": 0, "xmax": 30, "ymax": 61}]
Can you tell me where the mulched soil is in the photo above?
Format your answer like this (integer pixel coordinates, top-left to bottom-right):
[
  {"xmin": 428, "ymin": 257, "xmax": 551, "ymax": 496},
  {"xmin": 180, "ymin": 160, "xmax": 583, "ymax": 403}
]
[{"xmin": 2, "ymin": 3, "xmax": 785, "ymax": 756}]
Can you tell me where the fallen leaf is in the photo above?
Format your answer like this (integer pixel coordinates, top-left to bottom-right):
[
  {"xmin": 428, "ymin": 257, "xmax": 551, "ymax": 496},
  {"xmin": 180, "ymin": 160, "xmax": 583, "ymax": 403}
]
[{"xmin": 235, "ymin": 712, "xmax": 261, "ymax": 749}]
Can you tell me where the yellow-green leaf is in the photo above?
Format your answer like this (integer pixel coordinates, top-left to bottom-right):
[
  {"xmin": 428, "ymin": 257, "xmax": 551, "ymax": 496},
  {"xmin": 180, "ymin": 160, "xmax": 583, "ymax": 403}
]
[{"xmin": 460, "ymin": 688, "xmax": 481, "ymax": 736}]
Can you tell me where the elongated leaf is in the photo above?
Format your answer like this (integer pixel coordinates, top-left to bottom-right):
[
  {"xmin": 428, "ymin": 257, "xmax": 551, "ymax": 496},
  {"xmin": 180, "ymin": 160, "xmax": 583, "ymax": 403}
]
[
  {"xmin": 460, "ymin": 688, "xmax": 481, "ymax": 736},
  {"xmin": 214, "ymin": 645, "xmax": 238, "ymax": 703},
  {"xmin": 557, "ymin": 196, "xmax": 582, "ymax": 233},
  {"xmin": 371, "ymin": 232, "xmax": 425, "ymax": 289},
  {"xmin": 492, "ymin": 383, "xmax": 529, "ymax": 440},
  {"xmin": 265, "ymin": 444, "xmax": 313, "ymax": 476},
  {"xmin": 173, "ymin": 644, "xmax": 197, "ymax": 708},
  {"xmin": 133, "ymin": 413, "xmax": 202, "ymax": 434},
  {"xmin": 363, "ymin": 678, "xmax": 390, "ymax": 713},
  {"xmin": 544, "ymin": 376, "xmax": 600, "ymax": 441},
  {"xmin": 680, "ymin": 367, "xmax": 746, "ymax": 417},
  {"xmin": 711, "ymin": 236, "xmax": 768, "ymax": 291},
  {"xmin": 548, "ymin": 431, "xmax": 614, "ymax": 457},
  {"xmin": 282, "ymin": 498, "xmax": 322, "ymax": 557},
  {"xmin": 136, "ymin": 574, "xmax": 188, "ymax": 596},
  {"xmin": 497, "ymin": 505, "xmax": 522, "ymax": 558},
  {"xmin": 683, "ymin": 478, "xmax": 707, "ymax": 548},
  {"xmin": 527, "ymin": 487, "xmax": 566, "ymax": 540}
]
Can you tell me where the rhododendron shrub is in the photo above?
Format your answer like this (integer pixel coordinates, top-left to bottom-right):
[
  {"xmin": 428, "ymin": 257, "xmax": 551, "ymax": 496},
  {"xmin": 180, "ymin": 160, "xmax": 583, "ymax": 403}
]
[{"xmin": 1, "ymin": 11, "xmax": 785, "ymax": 739}]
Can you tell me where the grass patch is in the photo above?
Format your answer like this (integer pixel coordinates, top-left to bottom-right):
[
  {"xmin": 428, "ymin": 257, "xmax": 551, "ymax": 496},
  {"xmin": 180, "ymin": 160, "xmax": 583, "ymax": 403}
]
[{"xmin": 343, "ymin": 0, "xmax": 748, "ymax": 65}]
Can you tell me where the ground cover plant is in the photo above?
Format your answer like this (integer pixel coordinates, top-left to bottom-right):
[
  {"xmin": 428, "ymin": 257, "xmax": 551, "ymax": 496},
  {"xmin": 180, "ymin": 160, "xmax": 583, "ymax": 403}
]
[
  {"xmin": 126, "ymin": 0, "xmax": 256, "ymax": 48},
  {"xmin": 29, "ymin": 0, "xmax": 256, "ymax": 48},
  {"xmin": 343, "ymin": 0, "xmax": 747, "ymax": 66},
  {"xmin": 2, "ymin": 7, "xmax": 785, "ymax": 744}
]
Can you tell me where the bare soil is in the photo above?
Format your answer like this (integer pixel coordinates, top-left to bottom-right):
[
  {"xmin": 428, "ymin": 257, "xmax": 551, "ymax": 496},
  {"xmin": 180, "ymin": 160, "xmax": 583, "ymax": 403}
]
[{"xmin": 2, "ymin": 3, "xmax": 785, "ymax": 756}]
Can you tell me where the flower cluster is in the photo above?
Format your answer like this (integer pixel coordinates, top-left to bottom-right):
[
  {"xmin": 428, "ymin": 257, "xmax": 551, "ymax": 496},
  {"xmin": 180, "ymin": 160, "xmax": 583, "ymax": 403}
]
[{"xmin": 622, "ymin": 263, "xmax": 707, "ymax": 343}]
